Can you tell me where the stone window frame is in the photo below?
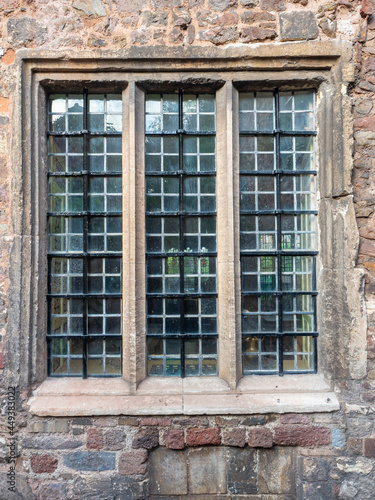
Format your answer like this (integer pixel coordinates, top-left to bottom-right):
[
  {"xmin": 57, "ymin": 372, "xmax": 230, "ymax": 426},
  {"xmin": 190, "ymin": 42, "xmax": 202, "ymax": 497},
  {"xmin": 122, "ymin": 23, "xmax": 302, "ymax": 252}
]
[{"xmin": 7, "ymin": 43, "xmax": 366, "ymax": 416}]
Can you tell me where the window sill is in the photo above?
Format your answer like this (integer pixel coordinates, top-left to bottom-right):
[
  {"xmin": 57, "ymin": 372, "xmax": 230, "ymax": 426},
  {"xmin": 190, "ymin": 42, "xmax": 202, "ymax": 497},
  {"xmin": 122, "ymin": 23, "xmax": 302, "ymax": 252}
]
[{"xmin": 28, "ymin": 375, "xmax": 339, "ymax": 416}]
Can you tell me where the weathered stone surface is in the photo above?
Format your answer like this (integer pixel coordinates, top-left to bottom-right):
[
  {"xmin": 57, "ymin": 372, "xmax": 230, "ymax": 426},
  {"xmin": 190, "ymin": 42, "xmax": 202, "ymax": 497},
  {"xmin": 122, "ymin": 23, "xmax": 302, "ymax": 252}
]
[
  {"xmin": 104, "ymin": 428, "xmax": 126, "ymax": 451},
  {"xmin": 22, "ymin": 436, "xmax": 82, "ymax": 450},
  {"xmin": 302, "ymin": 482, "xmax": 334, "ymax": 500},
  {"xmin": 132, "ymin": 429, "xmax": 159, "ymax": 449},
  {"xmin": 364, "ymin": 437, "xmax": 375, "ymax": 457},
  {"xmin": 348, "ymin": 437, "xmax": 364, "ymax": 455},
  {"xmin": 208, "ymin": 0, "xmax": 238, "ymax": 12},
  {"xmin": 361, "ymin": 0, "xmax": 375, "ymax": 18},
  {"xmin": 188, "ymin": 447, "xmax": 226, "ymax": 494},
  {"xmin": 302, "ymin": 457, "xmax": 331, "ymax": 481},
  {"xmin": 112, "ymin": 0, "xmax": 144, "ymax": 12},
  {"xmin": 0, "ymin": 0, "xmax": 18, "ymax": 13},
  {"xmin": 73, "ymin": 476, "xmax": 148, "ymax": 500},
  {"xmin": 280, "ymin": 414, "xmax": 310, "ymax": 424},
  {"xmin": 332, "ymin": 428, "xmax": 346, "ymax": 448},
  {"xmin": 198, "ymin": 26, "xmax": 239, "ymax": 44},
  {"xmin": 279, "ymin": 11, "xmax": 318, "ymax": 41},
  {"xmin": 72, "ymin": 417, "xmax": 92, "ymax": 426},
  {"xmin": 72, "ymin": 0, "xmax": 106, "ymax": 17},
  {"xmin": 227, "ymin": 447, "xmax": 257, "ymax": 494},
  {"xmin": 87, "ymin": 428, "xmax": 103, "ymax": 450},
  {"xmin": 30, "ymin": 455, "xmax": 58, "ymax": 474},
  {"xmin": 64, "ymin": 452, "xmax": 115, "ymax": 471},
  {"xmin": 141, "ymin": 11, "xmax": 169, "ymax": 27},
  {"xmin": 248, "ymin": 428, "xmax": 273, "ymax": 448},
  {"xmin": 240, "ymin": 26, "xmax": 276, "ymax": 41},
  {"xmin": 140, "ymin": 417, "xmax": 171, "ymax": 427},
  {"xmin": 119, "ymin": 450, "xmax": 148, "ymax": 475},
  {"xmin": 149, "ymin": 448, "xmax": 188, "ymax": 495},
  {"xmin": 0, "ymin": 473, "xmax": 36, "ymax": 500},
  {"xmin": 260, "ymin": 0, "xmax": 285, "ymax": 10},
  {"xmin": 274, "ymin": 426, "xmax": 331, "ymax": 447},
  {"xmin": 38, "ymin": 483, "xmax": 67, "ymax": 500},
  {"xmin": 223, "ymin": 427, "xmax": 246, "ymax": 447},
  {"xmin": 29, "ymin": 420, "xmax": 69, "ymax": 433},
  {"xmin": 258, "ymin": 448, "xmax": 295, "ymax": 494},
  {"xmin": 319, "ymin": 18, "xmax": 336, "ymax": 38},
  {"xmin": 186, "ymin": 427, "xmax": 221, "ymax": 446},
  {"xmin": 241, "ymin": 10, "xmax": 275, "ymax": 23},
  {"xmin": 164, "ymin": 429, "xmax": 185, "ymax": 449},
  {"xmin": 7, "ymin": 18, "xmax": 47, "ymax": 47},
  {"xmin": 240, "ymin": 415, "xmax": 270, "ymax": 426}
]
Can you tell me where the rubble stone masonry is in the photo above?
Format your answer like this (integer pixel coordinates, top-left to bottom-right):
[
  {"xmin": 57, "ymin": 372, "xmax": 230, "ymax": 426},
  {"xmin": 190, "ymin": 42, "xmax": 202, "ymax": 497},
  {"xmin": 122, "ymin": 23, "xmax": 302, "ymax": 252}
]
[{"xmin": 1, "ymin": 0, "xmax": 375, "ymax": 498}]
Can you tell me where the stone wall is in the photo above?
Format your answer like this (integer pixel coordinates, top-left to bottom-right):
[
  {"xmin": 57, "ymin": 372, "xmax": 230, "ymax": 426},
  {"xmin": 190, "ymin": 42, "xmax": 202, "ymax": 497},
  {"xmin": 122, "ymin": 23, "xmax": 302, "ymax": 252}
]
[{"xmin": 0, "ymin": 0, "xmax": 375, "ymax": 499}]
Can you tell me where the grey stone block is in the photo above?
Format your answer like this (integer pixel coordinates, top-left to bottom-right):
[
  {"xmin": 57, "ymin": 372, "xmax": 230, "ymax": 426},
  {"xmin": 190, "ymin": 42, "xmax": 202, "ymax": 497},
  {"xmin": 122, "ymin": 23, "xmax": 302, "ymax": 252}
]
[
  {"xmin": 64, "ymin": 451, "xmax": 115, "ymax": 471},
  {"xmin": 227, "ymin": 447, "xmax": 257, "ymax": 494},
  {"xmin": 188, "ymin": 447, "xmax": 227, "ymax": 495},
  {"xmin": 258, "ymin": 448, "xmax": 295, "ymax": 494},
  {"xmin": 149, "ymin": 448, "xmax": 188, "ymax": 496},
  {"xmin": 279, "ymin": 11, "xmax": 318, "ymax": 41},
  {"xmin": 22, "ymin": 437, "xmax": 82, "ymax": 450}
]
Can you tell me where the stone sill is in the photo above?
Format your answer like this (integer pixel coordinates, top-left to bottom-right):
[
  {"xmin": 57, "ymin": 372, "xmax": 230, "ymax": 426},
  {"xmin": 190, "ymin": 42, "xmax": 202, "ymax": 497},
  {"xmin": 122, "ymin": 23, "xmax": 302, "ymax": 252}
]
[{"xmin": 29, "ymin": 375, "xmax": 339, "ymax": 417}]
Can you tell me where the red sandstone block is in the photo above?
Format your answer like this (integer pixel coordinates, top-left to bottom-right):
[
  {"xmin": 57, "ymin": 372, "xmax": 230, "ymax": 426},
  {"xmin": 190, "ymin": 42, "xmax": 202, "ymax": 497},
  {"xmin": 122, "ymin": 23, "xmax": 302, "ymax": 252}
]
[
  {"xmin": 348, "ymin": 437, "xmax": 363, "ymax": 456},
  {"xmin": 274, "ymin": 426, "xmax": 331, "ymax": 447},
  {"xmin": 248, "ymin": 428, "xmax": 273, "ymax": 448},
  {"xmin": 364, "ymin": 438, "xmax": 375, "ymax": 457},
  {"xmin": 164, "ymin": 429, "xmax": 185, "ymax": 449},
  {"xmin": 185, "ymin": 427, "xmax": 221, "ymax": 447},
  {"xmin": 132, "ymin": 429, "xmax": 159, "ymax": 449},
  {"xmin": 86, "ymin": 428, "xmax": 103, "ymax": 450},
  {"xmin": 0, "ymin": 351, "xmax": 4, "ymax": 370},
  {"xmin": 223, "ymin": 428, "xmax": 246, "ymax": 448},
  {"xmin": 140, "ymin": 417, "xmax": 171, "ymax": 427},
  {"xmin": 119, "ymin": 450, "xmax": 148, "ymax": 475},
  {"xmin": 280, "ymin": 414, "xmax": 310, "ymax": 425},
  {"xmin": 361, "ymin": 0, "xmax": 374, "ymax": 17},
  {"xmin": 30, "ymin": 455, "xmax": 58, "ymax": 474}
]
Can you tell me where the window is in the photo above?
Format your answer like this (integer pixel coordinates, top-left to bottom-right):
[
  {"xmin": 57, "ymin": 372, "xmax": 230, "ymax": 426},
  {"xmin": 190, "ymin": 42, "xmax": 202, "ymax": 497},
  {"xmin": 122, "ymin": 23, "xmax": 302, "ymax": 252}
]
[
  {"xmin": 239, "ymin": 90, "xmax": 317, "ymax": 375},
  {"xmin": 47, "ymin": 92, "xmax": 123, "ymax": 377}
]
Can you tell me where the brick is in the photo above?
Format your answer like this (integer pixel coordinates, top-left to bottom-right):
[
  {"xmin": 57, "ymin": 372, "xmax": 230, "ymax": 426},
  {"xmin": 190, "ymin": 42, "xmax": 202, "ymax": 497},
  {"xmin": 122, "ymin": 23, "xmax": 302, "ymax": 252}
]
[
  {"xmin": 0, "ymin": 98, "xmax": 9, "ymax": 115},
  {"xmin": 223, "ymin": 428, "xmax": 246, "ymax": 447},
  {"xmin": 248, "ymin": 428, "xmax": 273, "ymax": 448},
  {"xmin": 348, "ymin": 437, "xmax": 363, "ymax": 456},
  {"xmin": 119, "ymin": 450, "xmax": 148, "ymax": 475},
  {"xmin": 164, "ymin": 429, "xmax": 185, "ymax": 449},
  {"xmin": 280, "ymin": 414, "xmax": 310, "ymax": 425},
  {"xmin": 172, "ymin": 417, "xmax": 208, "ymax": 427},
  {"xmin": 64, "ymin": 452, "xmax": 115, "ymax": 471},
  {"xmin": 185, "ymin": 427, "xmax": 221, "ymax": 446},
  {"xmin": 2, "ymin": 49, "xmax": 15, "ymax": 65},
  {"xmin": 140, "ymin": 417, "xmax": 171, "ymax": 427},
  {"xmin": 132, "ymin": 429, "xmax": 159, "ymax": 449},
  {"xmin": 104, "ymin": 429, "xmax": 126, "ymax": 451},
  {"xmin": 279, "ymin": 11, "xmax": 319, "ymax": 41},
  {"xmin": 30, "ymin": 454, "xmax": 58, "ymax": 474},
  {"xmin": 87, "ymin": 428, "xmax": 103, "ymax": 450},
  {"xmin": 274, "ymin": 426, "xmax": 331, "ymax": 447},
  {"xmin": 364, "ymin": 437, "xmax": 375, "ymax": 457}
]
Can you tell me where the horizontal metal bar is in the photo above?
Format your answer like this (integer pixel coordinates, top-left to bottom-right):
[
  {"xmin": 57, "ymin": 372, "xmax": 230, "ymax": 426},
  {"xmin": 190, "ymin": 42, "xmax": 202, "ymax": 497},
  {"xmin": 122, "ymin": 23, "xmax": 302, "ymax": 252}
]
[
  {"xmin": 146, "ymin": 252, "xmax": 216, "ymax": 258},
  {"xmin": 239, "ymin": 170, "xmax": 317, "ymax": 176},
  {"xmin": 146, "ymin": 211, "xmax": 216, "ymax": 217},
  {"xmin": 48, "ymin": 253, "xmax": 122, "ymax": 258},
  {"xmin": 145, "ymin": 171, "xmax": 216, "ymax": 177},
  {"xmin": 241, "ymin": 331, "xmax": 319, "ymax": 337},
  {"xmin": 47, "ymin": 334, "xmax": 122, "ymax": 340},
  {"xmin": 145, "ymin": 131, "xmax": 215, "ymax": 136},
  {"xmin": 239, "ymin": 130, "xmax": 317, "ymax": 136},
  {"xmin": 49, "ymin": 373, "xmax": 122, "ymax": 378},
  {"xmin": 240, "ymin": 250, "xmax": 318, "ymax": 256},
  {"xmin": 47, "ymin": 294, "xmax": 122, "ymax": 299},
  {"xmin": 240, "ymin": 210, "xmax": 318, "ymax": 216},
  {"xmin": 48, "ymin": 172, "xmax": 122, "ymax": 177},
  {"xmin": 47, "ymin": 212, "xmax": 123, "ymax": 217},
  {"xmin": 48, "ymin": 131, "xmax": 122, "ymax": 137},
  {"xmin": 241, "ymin": 291, "xmax": 318, "ymax": 296},
  {"xmin": 146, "ymin": 293, "xmax": 217, "ymax": 298},
  {"xmin": 146, "ymin": 333, "xmax": 219, "ymax": 339}
]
